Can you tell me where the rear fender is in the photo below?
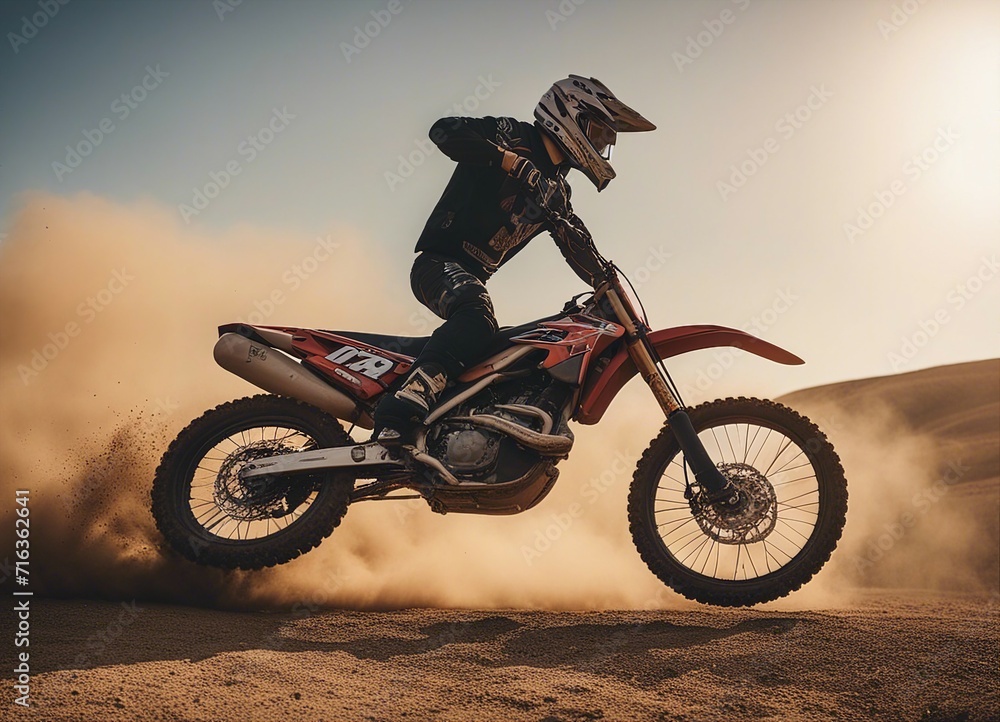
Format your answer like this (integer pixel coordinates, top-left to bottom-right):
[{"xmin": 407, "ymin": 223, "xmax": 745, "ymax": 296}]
[
  {"xmin": 575, "ymin": 324, "xmax": 804, "ymax": 425},
  {"xmin": 218, "ymin": 323, "xmax": 411, "ymax": 401}
]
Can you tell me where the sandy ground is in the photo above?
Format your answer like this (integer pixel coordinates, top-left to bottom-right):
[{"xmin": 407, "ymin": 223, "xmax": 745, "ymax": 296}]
[{"xmin": 11, "ymin": 592, "xmax": 999, "ymax": 722}]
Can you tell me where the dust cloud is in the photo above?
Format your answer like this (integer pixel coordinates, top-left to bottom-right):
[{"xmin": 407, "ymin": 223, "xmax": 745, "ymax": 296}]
[
  {"xmin": 1, "ymin": 193, "xmax": 993, "ymax": 612},
  {"xmin": 780, "ymin": 380, "xmax": 999, "ymax": 606},
  {"xmin": 0, "ymin": 192, "xmax": 670, "ymax": 611}
]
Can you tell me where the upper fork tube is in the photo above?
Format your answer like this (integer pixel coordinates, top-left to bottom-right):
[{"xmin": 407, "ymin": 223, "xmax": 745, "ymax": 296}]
[
  {"xmin": 608, "ymin": 288, "xmax": 731, "ymax": 498},
  {"xmin": 606, "ymin": 289, "xmax": 680, "ymax": 417}
]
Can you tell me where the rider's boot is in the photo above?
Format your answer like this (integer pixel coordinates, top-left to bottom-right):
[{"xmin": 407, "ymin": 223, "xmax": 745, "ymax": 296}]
[{"xmin": 372, "ymin": 362, "xmax": 448, "ymax": 454}]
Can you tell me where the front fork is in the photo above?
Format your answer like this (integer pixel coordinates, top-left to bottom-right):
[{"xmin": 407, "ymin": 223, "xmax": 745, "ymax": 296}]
[{"xmin": 605, "ymin": 288, "xmax": 735, "ymax": 501}]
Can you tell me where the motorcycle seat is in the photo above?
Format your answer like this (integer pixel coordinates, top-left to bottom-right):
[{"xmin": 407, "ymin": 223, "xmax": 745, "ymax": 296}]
[
  {"xmin": 324, "ymin": 330, "xmax": 431, "ymax": 357},
  {"xmin": 328, "ymin": 312, "xmax": 566, "ymax": 362}
]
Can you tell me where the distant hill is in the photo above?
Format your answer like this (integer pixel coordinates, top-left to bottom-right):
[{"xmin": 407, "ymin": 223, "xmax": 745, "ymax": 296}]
[
  {"xmin": 780, "ymin": 359, "xmax": 999, "ymax": 488},
  {"xmin": 778, "ymin": 359, "xmax": 999, "ymax": 590}
]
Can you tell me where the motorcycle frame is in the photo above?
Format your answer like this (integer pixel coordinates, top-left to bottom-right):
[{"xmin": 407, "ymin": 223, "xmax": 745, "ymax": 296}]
[{"xmin": 234, "ymin": 266, "xmax": 803, "ymax": 498}]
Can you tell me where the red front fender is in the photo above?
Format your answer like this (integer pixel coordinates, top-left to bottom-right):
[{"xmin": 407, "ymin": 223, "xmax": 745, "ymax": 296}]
[{"xmin": 575, "ymin": 325, "xmax": 804, "ymax": 425}]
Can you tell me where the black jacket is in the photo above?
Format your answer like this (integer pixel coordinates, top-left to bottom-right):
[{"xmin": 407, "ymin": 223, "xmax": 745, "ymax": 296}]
[{"xmin": 414, "ymin": 116, "xmax": 604, "ymax": 285}]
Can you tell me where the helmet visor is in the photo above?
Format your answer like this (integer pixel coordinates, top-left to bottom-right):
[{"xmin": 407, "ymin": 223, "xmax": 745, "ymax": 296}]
[{"xmin": 583, "ymin": 116, "xmax": 617, "ymax": 161}]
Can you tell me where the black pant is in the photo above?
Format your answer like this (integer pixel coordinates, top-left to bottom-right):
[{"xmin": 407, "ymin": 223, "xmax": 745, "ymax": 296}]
[{"xmin": 408, "ymin": 252, "xmax": 499, "ymax": 379}]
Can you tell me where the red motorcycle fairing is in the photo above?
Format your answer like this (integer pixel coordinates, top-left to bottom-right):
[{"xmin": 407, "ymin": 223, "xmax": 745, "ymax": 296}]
[
  {"xmin": 219, "ymin": 324, "xmax": 417, "ymax": 402},
  {"xmin": 499, "ymin": 314, "xmax": 624, "ymax": 385},
  {"xmin": 223, "ymin": 313, "xmax": 624, "ymax": 403},
  {"xmin": 219, "ymin": 320, "xmax": 801, "ymax": 425},
  {"xmin": 451, "ymin": 315, "xmax": 619, "ymax": 385},
  {"xmin": 575, "ymin": 324, "xmax": 805, "ymax": 425}
]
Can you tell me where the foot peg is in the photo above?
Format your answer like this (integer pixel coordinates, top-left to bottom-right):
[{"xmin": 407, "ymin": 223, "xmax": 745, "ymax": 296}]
[
  {"xmin": 375, "ymin": 427, "xmax": 416, "ymax": 461},
  {"xmin": 376, "ymin": 426, "xmax": 403, "ymax": 447}
]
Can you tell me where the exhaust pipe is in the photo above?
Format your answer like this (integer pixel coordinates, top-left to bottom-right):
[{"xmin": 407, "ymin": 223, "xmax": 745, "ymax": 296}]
[
  {"xmin": 213, "ymin": 333, "xmax": 372, "ymax": 429},
  {"xmin": 452, "ymin": 414, "xmax": 573, "ymax": 456}
]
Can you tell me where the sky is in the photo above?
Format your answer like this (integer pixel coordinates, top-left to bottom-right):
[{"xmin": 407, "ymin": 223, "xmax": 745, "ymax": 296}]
[{"xmin": 1, "ymin": 0, "xmax": 998, "ymax": 399}]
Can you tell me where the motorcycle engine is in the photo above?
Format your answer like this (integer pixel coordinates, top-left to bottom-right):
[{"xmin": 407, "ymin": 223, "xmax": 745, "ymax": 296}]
[
  {"xmin": 426, "ymin": 375, "xmax": 571, "ymax": 484},
  {"xmin": 443, "ymin": 428, "xmax": 500, "ymax": 472}
]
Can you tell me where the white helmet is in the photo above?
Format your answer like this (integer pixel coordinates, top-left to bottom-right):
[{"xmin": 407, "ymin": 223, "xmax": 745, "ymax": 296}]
[{"xmin": 534, "ymin": 75, "xmax": 656, "ymax": 191}]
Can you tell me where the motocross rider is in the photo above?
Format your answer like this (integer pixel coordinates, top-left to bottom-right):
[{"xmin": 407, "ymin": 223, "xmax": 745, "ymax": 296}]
[{"xmin": 373, "ymin": 75, "xmax": 656, "ymax": 450}]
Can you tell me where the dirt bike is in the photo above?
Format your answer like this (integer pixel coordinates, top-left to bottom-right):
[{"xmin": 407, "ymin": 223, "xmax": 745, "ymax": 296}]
[{"xmin": 151, "ymin": 213, "xmax": 847, "ymax": 607}]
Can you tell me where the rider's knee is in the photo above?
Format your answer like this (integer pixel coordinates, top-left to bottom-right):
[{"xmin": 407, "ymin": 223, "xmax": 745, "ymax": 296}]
[
  {"xmin": 450, "ymin": 290, "xmax": 498, "ymax": 332},
  {"xmin": 458, "ymin": 302, "xmax": 499, "ymax": 335}
]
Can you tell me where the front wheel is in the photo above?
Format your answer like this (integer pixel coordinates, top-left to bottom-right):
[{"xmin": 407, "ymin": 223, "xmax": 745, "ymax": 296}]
[{"xmin": 629, "ymin": 397, "xmax": 847, "ymax": 606}]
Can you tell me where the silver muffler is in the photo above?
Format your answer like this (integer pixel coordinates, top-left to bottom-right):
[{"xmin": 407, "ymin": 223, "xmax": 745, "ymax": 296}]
[{"xmin": 213, "ymin": 332, "xmax": 373, "ymax": 429}]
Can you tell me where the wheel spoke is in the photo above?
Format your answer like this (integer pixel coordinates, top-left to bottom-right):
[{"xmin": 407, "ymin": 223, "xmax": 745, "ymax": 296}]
[
  {"xmin": 679, "ymin": 533, "xmax": 712, "ymax": 567},
  {"xmin": 773, "ymin": 474, "xmax": 817, "ymax": 487},
  {"xmin": 779, "ymin": 489, "xmax": 819, "ymax": 504},
  {"xmin": 657, "ymin": 516, "xmax": 697, "ymax": 531},
  {"xmin": 669, "ymin": 526, "xmax": 709, "ymax": 551},
  {"xmin": 742, "ymin": 423, "xmax": 755, "ymax": 464},
  {"xmin": 699, "ymin": 537, "xmax": 718, "ymax": 575},
  {"xmin": 761, "ymin": 437, "xmax": 794, "ymax": 476},
  {"xmin": 723, "ymin": 424, "xmax": 738, "ymax": 464},
  {"xmin": 749, "ymin": 427, "xmax": 773, "ymax": 468},
  {"xmin": 778, "ymin": 516, "xmax": 816, "ymax": 538},
  {"xmin": 772, "ymin": 460, "xmax": 813, "ymax": 475},
  {"xmin": 709, "ymin": 427, "xmax": 725, "ymax": 462},
  {"xmin": 774, "ymin": 519, "xmax": 809, "ymax": 549},
  {"xmin": 203, "ymin": 511, "xmax": 229, "ymax": 533},
  {"xmin": 745, "ymin": 545, "xmax": 760, "ymax": 577},
  {"xmin": 770, "ymin": 449, "xmax": 806, "ymax": 475},
  {"xmin": 762, "ymin": 540, "xmax": 782, "ymax": 572}
]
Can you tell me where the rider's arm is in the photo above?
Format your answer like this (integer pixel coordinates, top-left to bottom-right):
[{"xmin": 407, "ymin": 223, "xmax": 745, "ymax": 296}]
[
  {"xmin": 428, "ymin": 116, "xmax": 509, "ymax": 167},
  {"xmin": 552, "ymin": 214, "xmax": 607, "ymax": 288}
]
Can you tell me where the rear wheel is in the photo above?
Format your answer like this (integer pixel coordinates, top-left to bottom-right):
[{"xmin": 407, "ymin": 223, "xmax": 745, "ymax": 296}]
[
  {"xmin": 151, "ymin": 394, "xmax": 355, "ymax": 570},
  {"xmin": 628, "ymin": 397, "xmax": 847, "ymax": 606}
]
